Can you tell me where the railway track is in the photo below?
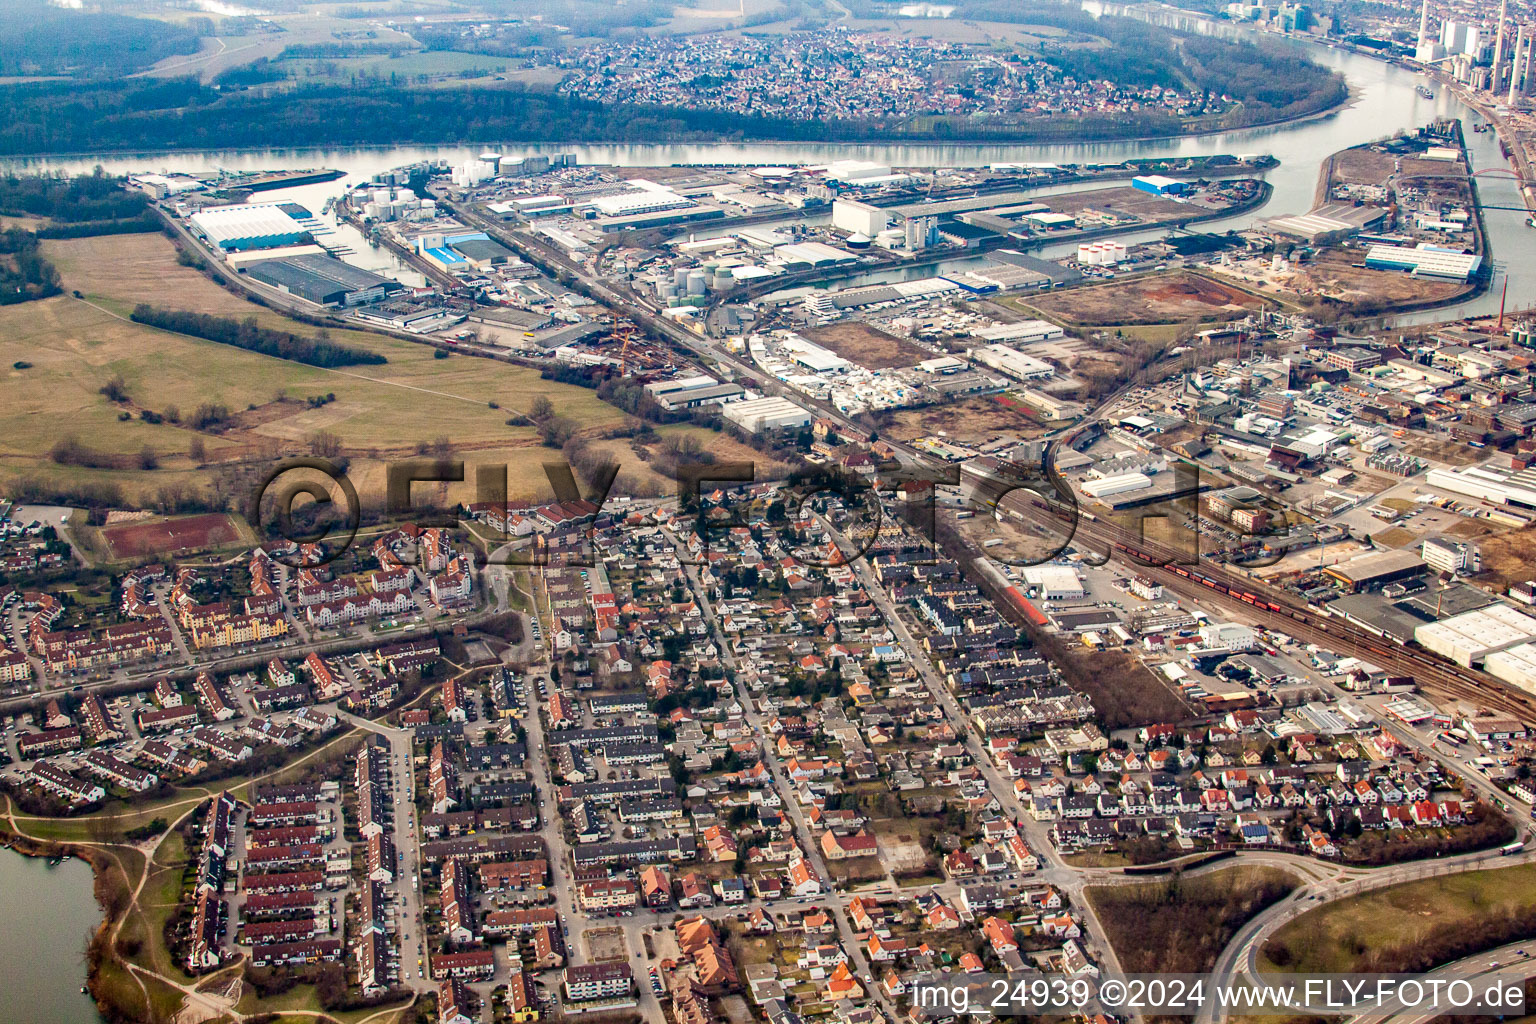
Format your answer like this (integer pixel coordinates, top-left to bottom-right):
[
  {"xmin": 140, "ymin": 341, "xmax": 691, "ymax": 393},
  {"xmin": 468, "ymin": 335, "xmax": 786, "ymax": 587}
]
[
  {"xmin": 1086, "ymin": 525, "xmax": 1536, "ymax": 723},
  {"xmin": 448, "ymin": 205, "xmax": 1534, "ymax": 723}
]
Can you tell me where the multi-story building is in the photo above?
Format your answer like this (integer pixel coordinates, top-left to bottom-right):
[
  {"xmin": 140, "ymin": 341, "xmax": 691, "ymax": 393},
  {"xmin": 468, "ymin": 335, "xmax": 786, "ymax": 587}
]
[{"xmin": 563, "ymin": 963, "xmax": 633, "ymax": 1002}]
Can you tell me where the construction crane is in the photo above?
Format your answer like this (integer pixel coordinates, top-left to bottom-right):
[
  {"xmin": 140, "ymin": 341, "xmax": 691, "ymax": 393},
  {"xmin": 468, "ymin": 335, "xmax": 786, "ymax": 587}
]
[{"xmin": 617, "ymin": 324, "xmax": 636, "ymax": 376}]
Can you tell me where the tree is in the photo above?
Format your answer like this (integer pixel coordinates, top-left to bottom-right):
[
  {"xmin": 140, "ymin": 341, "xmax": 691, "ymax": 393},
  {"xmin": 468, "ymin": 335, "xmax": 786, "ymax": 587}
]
[
  {"xmin": 529, "ymin": 396, "xmax": 556, "ymax": 422},
  {"xmin": 308, "ymin": 431, "xmax": 342, "ymax": 459},
  {"xmin": 99, "ymin": 374, "xmax": 128, "ymax": 402}
]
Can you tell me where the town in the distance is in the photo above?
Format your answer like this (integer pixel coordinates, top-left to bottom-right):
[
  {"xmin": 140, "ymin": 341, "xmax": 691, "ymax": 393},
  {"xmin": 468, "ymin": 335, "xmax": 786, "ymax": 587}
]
[{"xmin": 12, "ymin": 1, "xmax": 1536, "ymax": 1024}]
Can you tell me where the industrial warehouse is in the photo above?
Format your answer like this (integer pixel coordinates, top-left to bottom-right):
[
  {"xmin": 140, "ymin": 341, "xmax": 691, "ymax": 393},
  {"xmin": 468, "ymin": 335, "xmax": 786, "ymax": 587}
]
[
  {"xmin": 189, "ymin": 203, "xmax": 311, "ymax": 251},
  {"xmin": 244, "ymin": 255, "xmax": 405, "ymax": 308}
]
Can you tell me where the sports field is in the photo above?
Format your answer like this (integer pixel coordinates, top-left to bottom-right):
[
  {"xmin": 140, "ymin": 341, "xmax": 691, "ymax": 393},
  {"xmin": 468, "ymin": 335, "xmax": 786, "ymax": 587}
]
[{"xmin": 100, "ymin": 512, "xmax": 247, "ymax": 559}]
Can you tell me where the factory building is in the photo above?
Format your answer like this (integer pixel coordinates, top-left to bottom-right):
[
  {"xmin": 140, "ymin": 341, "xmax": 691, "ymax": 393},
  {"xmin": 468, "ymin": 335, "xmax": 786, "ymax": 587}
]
[
  {"xmin": 972, "ymin": 320, "xmax": 1064, "ymax": 344},
  {"xmin": 1485, "ymin": 641, "xmax": 1536, "ymax": 694},
  {"xmin": 721, "ymin": 396, "xmax": 813, "ymax": 433},
  {"xmin": 1081, "ymin": 472, "xmax": 1152, "ymax": 499},
  {"xmin": 1024, "ymin": 211, "xmax": 1076, "ymax": 231},
  {"xmin": 1415, "ymin": 603, "xmax": 1536, "ymax": 667},
  {"xmin": 1022, "ymin": 566, "xmax": 1085, "ymax": 600},
  {"xmin": 831, "ymin": 199, "xmax": 889, "ymax": 237},
  {"xmin": 416, "ymin": 232, "xmax": 516, "ymax": 274},
  {"xmin": 190, "ymin": 204, "xmax": 308, "ymax": 251},
  {"xmin": 1422, "ymin": 536, "xmax": 1479, "ymax": 576},
  {"xmin": 644, "ymin": 375, "xmax": 747, "ymax": 411},
  {"xmin": 970, "ymin": 343, "xmax": 1054, "ymax": 381},
  {"xmin": 1132, "ymin": 175, "xmax": 1190, "ymax": 196},
  {"xmin": 1285, "ymin": 425, "xmax": 1341, "ymax": 460},
  {"xmin": 1364, "ymin": 243, "xmax": 1482, "ymax": 281},
  {"xmin": 1320, "ymin": 549, "xmax": 1429, "ymax": 592},
  {"xmin": 586, "ymin": 182, "xmax": 695, "ymax": 218},
  {"xmin": 721, "ymin": 396, "xmax": 817, "ymax": 432},
  {"xmin": 245, "ymin": 255, "xmax": 404, "ymax": 308},
  {"xmin": 1427, "ymin": 462, "xmax": 1536, "ymax": 508},
  {"xmin": 1199, "ymin": 622, "xmax": 1257, "ymax": 652}
]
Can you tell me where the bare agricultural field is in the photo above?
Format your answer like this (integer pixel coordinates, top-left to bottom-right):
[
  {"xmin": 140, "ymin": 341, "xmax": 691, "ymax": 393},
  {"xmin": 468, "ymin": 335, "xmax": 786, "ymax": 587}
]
[
  {"xmin": 880, "ymin": 393, "xmax": 1046, "ymax": 445},
  {"xmin": 1402, "ymin": 435, "xmax": 1484, "ymax": 466},
  {"xmin": 0, "ymin": 289, "xmax": 622, "ymax": 505},
  {"xmin": 1329, "ymin": 147, "xmax": 1399, "ymax": 186},
  {"xmin": 42, "ymin": 233, "xmax": 254, "ymax": 316},
  {"xmin": 1474, "ymin": 525, "xmax": 1536, "ymax": 590},
  {"xmin": 576, "ymin": 426, "xmax": 791, "ymax": 497},
  {"xmin": 1029, "ymin": 271, "xmax": 1264, "ymax": 327},
  {"xmin": 801, "ymin": 322, "xmax": 932, "ymax": 370},
  {"xmin": 1222, "ymin": 249, "xmax": 1469, "ymax": 315}
]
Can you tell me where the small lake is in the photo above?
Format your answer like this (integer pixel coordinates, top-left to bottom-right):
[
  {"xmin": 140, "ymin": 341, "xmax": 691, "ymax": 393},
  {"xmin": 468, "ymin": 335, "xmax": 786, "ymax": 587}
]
[{"xmin": 0, "ymin": 849, "xmax": 106, "ymax": 1024}]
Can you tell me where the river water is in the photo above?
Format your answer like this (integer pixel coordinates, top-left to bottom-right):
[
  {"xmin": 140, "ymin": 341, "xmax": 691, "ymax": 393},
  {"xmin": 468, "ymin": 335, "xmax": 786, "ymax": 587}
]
[
  {"xmin": 0, "ymin": 850, "xmax": 105, "ymax": 1024},
  {"xmin": 2, "ymin": 27, "xmax": 1529, "ymax": 321}
]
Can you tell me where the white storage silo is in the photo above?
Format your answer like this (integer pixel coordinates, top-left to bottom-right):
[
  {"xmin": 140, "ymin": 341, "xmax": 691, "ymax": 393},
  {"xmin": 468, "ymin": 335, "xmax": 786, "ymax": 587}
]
[{"xmin": 687, "ymin": 271, "xmax": 708, "ymax": 296}]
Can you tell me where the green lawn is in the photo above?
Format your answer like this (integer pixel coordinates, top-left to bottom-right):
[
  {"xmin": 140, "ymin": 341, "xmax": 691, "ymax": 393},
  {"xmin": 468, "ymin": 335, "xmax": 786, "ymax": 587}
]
[{"xmin": 1262, "ymin": 862, "xmax": 1536, "ymax": 973}]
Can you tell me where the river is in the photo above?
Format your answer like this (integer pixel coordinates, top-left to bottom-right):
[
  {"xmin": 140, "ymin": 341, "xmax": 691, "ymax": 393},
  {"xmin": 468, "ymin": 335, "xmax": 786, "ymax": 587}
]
[
  {"xmin": 0, "ymin": 849, "xmax": 105, "ymax": 1024},
  {"xmin": 1, "ymin": 24, "xmax": 1529, "ymax": 322}
]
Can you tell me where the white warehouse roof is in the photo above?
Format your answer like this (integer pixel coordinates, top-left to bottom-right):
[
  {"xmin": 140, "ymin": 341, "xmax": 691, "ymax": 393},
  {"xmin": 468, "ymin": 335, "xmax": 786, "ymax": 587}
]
[
  {"xmin": 190, "ymin": 204, "xmax": 306, "ymax": 248},
  {"xmin": 973, "ymin": 320, "xmax": 1064, "ymax": 343},
  {"xmin": 721, "ymin": 396, "xmax": 812, "ymax": 433},
  {"xmin": 1415, "ymin": 603, "xmax": 1536, "ymax": 667},
  {"xmin": 1081, "ymin": 471, "xmax": 1151, "ymax": 498},
  {"xmin": 1485, "ymin": 641, "xmax": 1536, "ymax": 695},
  {"xmin": 1022, "ymin": 565, "xmax": 1085, "ymax": 597}
]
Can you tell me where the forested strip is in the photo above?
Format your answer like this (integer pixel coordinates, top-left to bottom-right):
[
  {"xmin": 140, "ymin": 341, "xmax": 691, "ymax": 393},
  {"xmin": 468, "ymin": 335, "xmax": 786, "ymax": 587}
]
[{"xmin": 130, "ymin": 306, "xmax": 387, "ymax": 368}]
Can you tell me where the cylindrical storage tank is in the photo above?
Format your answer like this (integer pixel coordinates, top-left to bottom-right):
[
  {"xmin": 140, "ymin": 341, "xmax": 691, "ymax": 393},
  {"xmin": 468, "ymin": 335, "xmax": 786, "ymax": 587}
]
[
  {"xmin": 713, "ymin": 268, "xmax": 734, "ymax": 290},
  {"xmin": 667, "ymin": 296, "xmax": 681, "ymax": 307},
  {"xmin": 687, "ymin": 271, "xmax": 707, "ymax": 296},
  {"xmin": 673, "ymin": 268, "xmax": 689, "ymax": 288},
  {"xmin": 1110, "ymin": 243, "xmax": 1127, "ymax": 264},
  {"xmin": 1077, "ymin": 244, "xmax": 1095, "ymax": 264}
]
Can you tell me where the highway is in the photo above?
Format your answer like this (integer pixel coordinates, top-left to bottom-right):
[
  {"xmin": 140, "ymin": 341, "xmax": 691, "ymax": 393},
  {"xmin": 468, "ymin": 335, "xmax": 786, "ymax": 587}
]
[{"xmin": 1199, "ymin": 842, "xmax": 1536, "ymax": 1024}]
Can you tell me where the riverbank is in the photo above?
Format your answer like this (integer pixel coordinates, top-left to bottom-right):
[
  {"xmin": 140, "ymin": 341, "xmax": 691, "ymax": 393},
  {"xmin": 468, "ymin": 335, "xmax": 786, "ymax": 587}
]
[{"xmin": 0, "ymin": 48, "xmax": 1348, "ymax": 160}]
